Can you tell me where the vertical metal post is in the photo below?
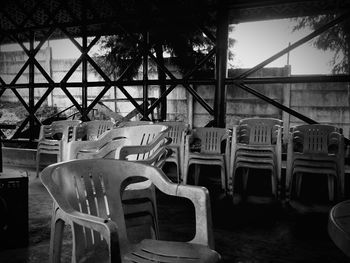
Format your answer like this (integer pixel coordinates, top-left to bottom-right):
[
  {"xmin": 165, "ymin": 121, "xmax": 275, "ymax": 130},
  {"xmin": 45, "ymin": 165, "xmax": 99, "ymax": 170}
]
[
  {"xmin": 142, "ymin": 32, "xmax": 149, "ymax": 120},
  {"xmin": 82, "ymin": 34, "xmax": 88, "ymax": 121},
  {"xmin": 214, "ymin": 4, "xmax": 229, "ymax": 128},
  {"xmin": 29, "ymin": 31, "xmax": 35, "ymax": 140},
  {"xmin": 155, "ymin": 44, "xmax": 167, "ymax": 121}
]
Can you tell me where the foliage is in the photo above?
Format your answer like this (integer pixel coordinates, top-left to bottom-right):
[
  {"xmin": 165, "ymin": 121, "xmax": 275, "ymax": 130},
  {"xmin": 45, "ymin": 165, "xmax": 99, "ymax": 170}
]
[
  {"xmin": 93, "ymin": 1, "xmax": 236, "ymax": 79},
  {"xmin": 97, "ymin": 28, "xmax": 217, "ymax": 80},
  {"xmin": 293, "ymin": 14, "xmax": 349, "ymax": 73}
]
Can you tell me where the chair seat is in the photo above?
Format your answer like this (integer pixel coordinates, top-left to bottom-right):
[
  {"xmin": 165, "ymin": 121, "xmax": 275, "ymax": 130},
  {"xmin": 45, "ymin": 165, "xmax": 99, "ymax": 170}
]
[
  {"xmin": 236, "ymin": 144, "xmax": 276, "ymax": 152},
  {"xmin": 293, "ymin": 159, "xmax": 338, "ymax": 168},
  {"xmin": 38, "ymin": 140, "xmax": 61, "ymax": 146},
  {"xmin": 292, "ymin": 166, "xmax": 338, "ymax": 175},
  {"xmin": 235, "ymin": 149, "xmax": 275, "ymax": 158},
  {"xmin": 235, "ymin": 161, "xmax": 274, "ymax": 171},
  {"xmin": 293, "ymin": 153, "xmax": 338, "ymax": 162},
  {"xmin": 125, "ymin": 239, "xmax": 220, "ymax": 263},
  {"xmin": 188, "ymin": 152, "xmax": 224, "ymax": 160},
  {"xmin": 235, "ymin": 156, "xmax": 275, "ymax": 164}
]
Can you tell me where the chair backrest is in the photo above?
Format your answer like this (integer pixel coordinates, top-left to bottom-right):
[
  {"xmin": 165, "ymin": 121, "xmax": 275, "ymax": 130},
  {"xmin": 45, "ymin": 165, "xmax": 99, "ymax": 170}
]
[
  {"xmin": 118, "ymin": 124, "xmax": 170, "ymax": 161},
  {"xmin": 40, "ymin": 120, "xmax": 81, "ymax": 141},
  {"xmin": 117, "ymin": 120, "xmax": 153, "ymax": 127},
  {"xmin": 75, "ymin": 120, "xmax": 114, "ymax": 141},
  {"xmin": 41, "ymin": 159, "xmax": 169, "ymax": 261},
  {"xmin": 192, "ymin": 127, "xmax": 228, "ymax": 154},
  {"xmin": 238, "ymin": 118, "xmax": 282, "ymax": 145},
  {"xmin": 291, "ymin": 124, "xmax": 342, "ymax": 155},
  {"xmin": 163, "ymin": 121, "xmax": 189, "ymax": 146}
]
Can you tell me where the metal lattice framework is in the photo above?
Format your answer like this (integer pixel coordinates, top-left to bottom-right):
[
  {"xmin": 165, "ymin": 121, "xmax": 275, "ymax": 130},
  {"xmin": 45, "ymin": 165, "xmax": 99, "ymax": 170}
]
[{"xmin": 1, "ymin": 0, "xmax": 350, "ymax": 143}]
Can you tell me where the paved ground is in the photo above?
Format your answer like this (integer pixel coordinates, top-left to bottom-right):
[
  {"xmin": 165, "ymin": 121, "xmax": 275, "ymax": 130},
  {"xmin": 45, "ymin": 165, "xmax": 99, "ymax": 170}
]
[{"xmin": 0, "ymin": 163, "xmax": 349, "ymax": 263}]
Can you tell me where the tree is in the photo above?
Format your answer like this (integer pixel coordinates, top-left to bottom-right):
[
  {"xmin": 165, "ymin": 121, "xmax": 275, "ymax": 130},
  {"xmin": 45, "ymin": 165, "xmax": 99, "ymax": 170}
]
[
  {"xmin": 95, "ymin": 1, "xmax": 235, "ymax": 121},
  {"xmin": 293, "ymin": 15, "xmax": 350, "ymax": 73}
]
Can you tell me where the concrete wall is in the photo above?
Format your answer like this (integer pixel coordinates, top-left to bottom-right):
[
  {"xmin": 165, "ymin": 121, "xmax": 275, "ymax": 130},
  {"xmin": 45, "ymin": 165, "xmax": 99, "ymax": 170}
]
[
  {"xmin": 289, "ymin": 82, "xmax": 350, "ymax": 136},
  {"xmin": 1, "ymin": 49, "xmax": 349, "ymax": 133}
]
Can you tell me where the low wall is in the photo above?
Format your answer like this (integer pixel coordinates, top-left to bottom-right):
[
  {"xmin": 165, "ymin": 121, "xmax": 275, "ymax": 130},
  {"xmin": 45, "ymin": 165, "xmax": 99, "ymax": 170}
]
[{"xmin": 1, "ymin": 49, "xmax": 349, "ymax": 133}]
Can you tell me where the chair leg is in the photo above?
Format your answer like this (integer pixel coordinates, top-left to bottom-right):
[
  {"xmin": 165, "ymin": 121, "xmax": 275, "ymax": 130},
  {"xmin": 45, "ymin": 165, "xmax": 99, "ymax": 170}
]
[
  {"xmin": 242, "ymin": 168, "xmax": 249, "ymax": 200},
  {"xmin": 271, "ymin": 171, "xmax": 277, "ymax": 199},
  {"xmin": 194, "ymin": 164, "xmax": 201, "ymax": 186},
  {"xmin": 231, "ymin": 167, "xmax": 237, "ymax": 204},
  {"xmin": 50, "ymin": 216, "xmax": 65, "ymax": 263},
  {"xmin": 183, "ymin": 162, "xmax": 189, "ymax": 185},
  {"xmin": 328, "ymin": 174, "xmax": 334, "ymax": 202},
  {"xmin": 296, "ymin": 172, "xmax": 303, "ymax": 198},
  {"xmin": 36, "ymin": 149, "xmax": 41, "ymax": 178},
  {"xmin": 220, "ymin": 164, "xmax": 226, "ymax": 191},
  {"xmin": 150, "ymin": 185, "xmax": 160, "ymax": 239},
  {"xmin": 176, "ymin": 152, "xmax": 181, "ymax": 183}
]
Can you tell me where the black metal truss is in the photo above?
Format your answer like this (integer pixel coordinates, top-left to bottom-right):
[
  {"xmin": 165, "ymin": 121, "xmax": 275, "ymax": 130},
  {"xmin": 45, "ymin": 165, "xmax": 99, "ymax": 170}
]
[{"xmin": 0, "ymin": 0, "xmax": 350, "ymax": 142}]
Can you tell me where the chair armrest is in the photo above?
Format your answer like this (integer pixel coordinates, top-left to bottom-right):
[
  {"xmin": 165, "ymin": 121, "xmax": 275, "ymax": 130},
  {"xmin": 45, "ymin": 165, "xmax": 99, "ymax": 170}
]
[
  {"xmin": 145, "ymin": 167, "xmax": 214, "ymax": 249},
  {"xmin": 134, "ymin": 144, "xmax": 173, "ymax": 168},
  {"xmin": 66, "ymin": 138, "xmax": 128, "ymax": 161},
  {"xmin": 176, "ymin": 184, "xmax": 214, "ymax": 249},
  {"xmin": 118, "ymin": 133, "xmax": 170, "ymax": 160}
]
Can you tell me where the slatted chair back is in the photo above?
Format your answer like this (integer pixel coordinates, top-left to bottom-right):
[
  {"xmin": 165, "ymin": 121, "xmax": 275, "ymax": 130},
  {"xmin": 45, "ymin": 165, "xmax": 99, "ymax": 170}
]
[
  {"xmin": 118, "ymin": 125, "xmax": 170, "ymax": 163},
  {"xmin": 39, "ymin": 120, "xmax": 81, "ymax": 141},
  {"xmin": 163, "ymin": 121, "xmax": 189, "ymax": 147},
  {"xmin": 66, "ymin": 124, "xmax": 168, "ymax": 161},
  {"xmin": 292, "ymin": 124, "xmax": 340, "ymax": 155},
  {"xmin": 36, "ymin": 120, "xmax": 81, "ymax": 177},
  {"xmin": 43, "ymin": 160, "xmax": 148, "ymax": 260},
  {"xmin": 238, "ymin": 118, "xmax": 282, "ymax": 145},
  {"xmin": 73, "ymin": 120, "xmax": 114, "ymax": 141},
  {"xmin": 193, "ymin": 127, "xmax": 228, "ymax": 154},
  {"xmin": 286, "ymin": 124, "xmax": 345, "ymax": 201}
]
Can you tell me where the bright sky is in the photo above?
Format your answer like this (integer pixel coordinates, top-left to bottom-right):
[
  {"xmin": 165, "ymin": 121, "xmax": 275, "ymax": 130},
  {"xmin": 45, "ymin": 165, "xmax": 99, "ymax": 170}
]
[
  {"xmin": 230, "ymin": 18, "xmax": 336, "ymax": 75},
  {"xmin": 1, "ymin": 18, "xmax": 338, "ymax": 75}
]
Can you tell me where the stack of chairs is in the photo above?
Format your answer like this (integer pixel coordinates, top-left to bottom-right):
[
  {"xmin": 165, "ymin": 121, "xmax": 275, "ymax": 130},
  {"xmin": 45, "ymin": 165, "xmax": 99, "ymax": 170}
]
[
  {"xmin": 230, "ymin": 118, "xmax": 283, "ymax": 201},
  {"xmin": 72, "ymin": 120, "xmax": 114, "ymax": 141},
  {"xmin": 116, "ymin": 120, "xmax": 153, "ymax": 127},
  {"xmin": 36, "ymin": 120, "xmax": 81, "ymax": 177},
  {"xmin": 64, "ymin": 124, "xmax": 171, "ymax": 242},
  {"xmin": 286, "ymin": 124, "xmax": 345, "ymax": 203},
  {"xmin": 162, "ymin": 121, "xmax": 190, "ymax": 183},
  {"xmin": 183, "ymin": 127, "xmax": 230, "ymax": 192}
]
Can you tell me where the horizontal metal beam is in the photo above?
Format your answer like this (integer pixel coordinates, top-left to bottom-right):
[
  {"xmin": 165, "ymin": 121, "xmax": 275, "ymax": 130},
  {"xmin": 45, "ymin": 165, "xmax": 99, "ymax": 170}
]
[
  {"xmin": 3, "ymin": 73, "xmax": 350, "ymax": 89},
  {"xmin": 229, "ymin": 75, "xmax": 350, "ymax": 84}
]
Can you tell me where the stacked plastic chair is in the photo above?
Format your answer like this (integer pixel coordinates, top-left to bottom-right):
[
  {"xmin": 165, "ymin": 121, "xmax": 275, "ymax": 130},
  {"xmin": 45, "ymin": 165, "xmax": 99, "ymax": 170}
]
[
  {"xmin": 64, "ymin": 124, "xmax": 171, "ymax": 242},
  {"xmin": 162, "ymin": 121, "xmax": 189, "ymax": 183},
  {"xmin": 116, "ymin": 120, "xmax": 153, "ymax": 127},
  {"xmin": 36, "ymin": 120, "xmax": 81, "ymax": 177},
  {"xmin": 41, "ymin": 159, "xmax": 220, "ymax": 263},
  {"xmin": 286, "ymin": 124, "xmax": 345, "ymax": 203},
  {"xmin": 72, "ymin": 120, "xmax": 114, "ymax": 140},
  {"xmin": 183, "ymin": 127, "xmax": 230, "ymax": 191},
  {"xmin": 65, "ymin": 124, "xmax": 168, "ymax": 162},
  {"xmin": 230, "ymin": 118, "xmax": 282, "ymax": 201}
]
